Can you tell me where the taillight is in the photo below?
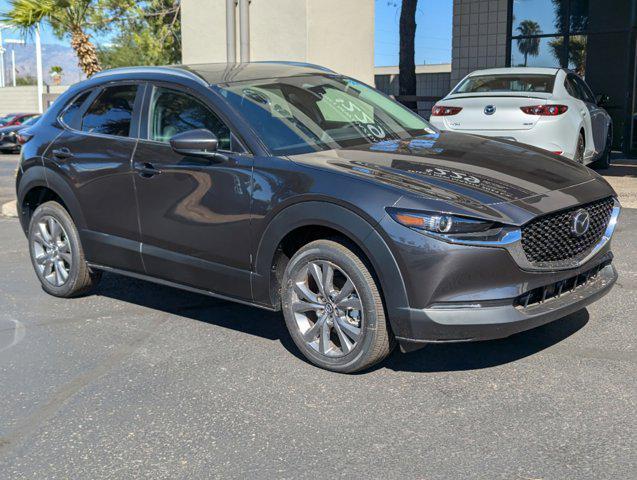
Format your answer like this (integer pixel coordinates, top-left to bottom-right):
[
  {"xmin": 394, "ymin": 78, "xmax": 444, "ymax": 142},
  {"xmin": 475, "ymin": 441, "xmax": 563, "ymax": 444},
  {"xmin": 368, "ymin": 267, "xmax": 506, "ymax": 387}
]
[
  {"xmin": 520, "ymin": 105, "xmax": 568, "ymax": 116},
  {"xmin": 432, "ymin": 105, "xmax": 462, "ymax": 116},
  {"xmin": 17, "ymin": 128, "xmax": 34, "ymax": 145}
]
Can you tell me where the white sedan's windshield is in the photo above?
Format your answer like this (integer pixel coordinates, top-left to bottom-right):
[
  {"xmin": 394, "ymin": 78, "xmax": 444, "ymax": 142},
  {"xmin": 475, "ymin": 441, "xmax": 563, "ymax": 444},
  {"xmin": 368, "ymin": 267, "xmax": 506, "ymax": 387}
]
[{"xmin": 215, "ymin": 75, "xmax": 436, "ymax": 155}]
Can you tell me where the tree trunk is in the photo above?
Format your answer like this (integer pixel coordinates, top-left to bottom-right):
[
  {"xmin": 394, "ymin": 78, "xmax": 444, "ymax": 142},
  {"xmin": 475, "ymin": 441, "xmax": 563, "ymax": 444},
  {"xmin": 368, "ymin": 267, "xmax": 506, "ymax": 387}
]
[
  {"xmin": 70, "ymin": 28, "xmax": 102, "ymax": 77},
  {"xmin": 399, "ymin": 0, "xmax": 418, "ymax": 112}
]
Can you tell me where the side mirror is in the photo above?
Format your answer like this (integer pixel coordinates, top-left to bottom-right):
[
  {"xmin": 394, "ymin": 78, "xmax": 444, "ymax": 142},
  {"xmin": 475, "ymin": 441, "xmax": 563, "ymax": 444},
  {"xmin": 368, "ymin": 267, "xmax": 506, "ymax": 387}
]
[
  {"xmin": 596, "ymin": 94, "xmax": 611, "ymax": 108},
  {"xmin": 169, "ymin": 129, "xmax": 227, "ymax": 161}
]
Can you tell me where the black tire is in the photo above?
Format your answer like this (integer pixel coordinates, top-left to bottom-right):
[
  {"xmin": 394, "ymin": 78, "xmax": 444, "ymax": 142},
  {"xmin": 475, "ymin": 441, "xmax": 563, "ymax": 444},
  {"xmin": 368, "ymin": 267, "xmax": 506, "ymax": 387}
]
[
  {"xmin": 281, "ymin": 239, "xmax": 395, "ymax": 373},
  {"xmin": 28, "ymin": 201, "xmax": 101, "ymax": 297},
  {"xmin": 591, "ymin": 129, "xmax": 612, "ymax": 170},
  {"xmin": 574, "ymin": 132, "xmax": 585, "ymax": 164}
]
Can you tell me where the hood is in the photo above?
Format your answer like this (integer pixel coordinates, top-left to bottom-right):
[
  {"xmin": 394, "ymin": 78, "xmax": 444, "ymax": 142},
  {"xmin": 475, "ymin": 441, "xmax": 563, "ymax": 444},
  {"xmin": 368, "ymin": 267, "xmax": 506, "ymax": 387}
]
[{"xmin": 290, "ymin": 131, "xmax": 612, "ymax": 224}]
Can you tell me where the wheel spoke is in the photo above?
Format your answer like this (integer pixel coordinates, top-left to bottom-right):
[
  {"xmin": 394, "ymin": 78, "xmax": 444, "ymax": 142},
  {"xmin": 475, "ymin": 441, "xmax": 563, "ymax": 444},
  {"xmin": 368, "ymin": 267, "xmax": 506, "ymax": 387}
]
[
  {"xmin": 308, "ymin": 262, "xmax": 326, "ymax": 297},
  {"xmin": 292, "ymin": 300, "xmax": 323, "ymax": 312},
  {"xmin": 35, "ymin": 253, "xmax": 48, "ymax": 265},
  {"xmin": 336, "ymin": 316, "xmax": 361, "ymax": 342},
  {"xmin": 302, "ymin": 313, "xmax": 327, "ymax": 342},
  {"xmin": 48, "ymin": 217, "xmax": 61, "ymax": 241},
  {"xmin": 333, "ymin": 279, "xmax": 354, "ymax": 304},
  {"xmin": 337, "ymin": 297, "xmax": 362, "ymax": 310},
  {"xmin": 38, "ymin": 222, "xmax": 52, "ymax": 244},
  {"xmin": 318, "ymin": 319, "xmax": 331, "ymax": 355},
  {"xmin": 55, "ymin": 260, "xmax": 69, "ymax": 283},
  {"xmin": 59, "ymin": 251, "xmax": 72, "ymax": 264},
  {"xmin": 321, "ymin": 262, "xmax": 334, "ymax": 296},
  {"xmin": 294, "ymin": 281, "xmax": 319, "ymax": 304},
  {"xmin": 333, "ymin": 318, "xmax": 354, "ymax": 354}
]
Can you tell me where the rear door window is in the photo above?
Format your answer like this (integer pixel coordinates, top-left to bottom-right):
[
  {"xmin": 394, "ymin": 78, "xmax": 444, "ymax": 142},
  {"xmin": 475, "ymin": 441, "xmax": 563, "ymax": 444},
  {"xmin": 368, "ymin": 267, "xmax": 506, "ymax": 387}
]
[{"xmin": 81, "ymin": 85, "xmax": 138, "ymax": 137}]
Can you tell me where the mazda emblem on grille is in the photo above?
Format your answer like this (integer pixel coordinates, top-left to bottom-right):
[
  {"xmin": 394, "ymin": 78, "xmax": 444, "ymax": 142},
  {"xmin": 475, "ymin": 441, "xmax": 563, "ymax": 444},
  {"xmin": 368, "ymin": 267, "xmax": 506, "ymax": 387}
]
[{"xmin": 571, "ymin": 209, "xmax": 591, "ymax": 237}]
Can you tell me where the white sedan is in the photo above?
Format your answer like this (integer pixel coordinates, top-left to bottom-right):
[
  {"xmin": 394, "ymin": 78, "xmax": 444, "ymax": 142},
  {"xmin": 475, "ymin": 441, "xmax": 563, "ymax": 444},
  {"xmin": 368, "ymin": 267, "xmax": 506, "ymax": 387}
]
[{"xmin": 430, "ymin": 67, "xmax": 612, "ymax": 168}]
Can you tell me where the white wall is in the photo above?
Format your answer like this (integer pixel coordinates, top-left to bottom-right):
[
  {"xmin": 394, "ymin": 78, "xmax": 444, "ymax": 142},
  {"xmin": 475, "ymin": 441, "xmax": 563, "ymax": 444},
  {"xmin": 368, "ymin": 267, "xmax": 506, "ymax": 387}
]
[
  {"xmin": 181, "ymin": 0, "xmax": 375, "ymax": 83},
  {"xmin": 0, "ymin": 85, "xmax": 68, "ymax": 115}
]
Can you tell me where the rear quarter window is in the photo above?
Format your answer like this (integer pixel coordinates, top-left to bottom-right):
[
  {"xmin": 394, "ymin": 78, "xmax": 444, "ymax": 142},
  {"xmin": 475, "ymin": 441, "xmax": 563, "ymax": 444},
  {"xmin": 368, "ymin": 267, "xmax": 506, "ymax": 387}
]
[{"xmin": 59, "ymin": 91, "xmax": 92, "ymax": 128}]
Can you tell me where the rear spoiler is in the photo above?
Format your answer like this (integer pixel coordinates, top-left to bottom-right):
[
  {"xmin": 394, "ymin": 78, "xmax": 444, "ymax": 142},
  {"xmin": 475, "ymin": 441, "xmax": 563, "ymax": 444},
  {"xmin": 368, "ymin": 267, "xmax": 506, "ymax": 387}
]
[{"xmin": 444, "ymin": 94, "xmax": 551, "ymax": 100}]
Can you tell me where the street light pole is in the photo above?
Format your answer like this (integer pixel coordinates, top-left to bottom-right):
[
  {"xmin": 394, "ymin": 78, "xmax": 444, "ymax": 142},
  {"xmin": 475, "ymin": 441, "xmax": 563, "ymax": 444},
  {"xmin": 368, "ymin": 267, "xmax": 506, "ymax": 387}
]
[
  {"xmin": 11, "ymin": 49, "xmax": 16, "ymax": 87},
  {"xmin": 0, "ymin": 29, "xmax": 5, "ymax": 88},
  {"xmin": 35, "ymin": 24, "xmax": 43, "ymax": 113}
]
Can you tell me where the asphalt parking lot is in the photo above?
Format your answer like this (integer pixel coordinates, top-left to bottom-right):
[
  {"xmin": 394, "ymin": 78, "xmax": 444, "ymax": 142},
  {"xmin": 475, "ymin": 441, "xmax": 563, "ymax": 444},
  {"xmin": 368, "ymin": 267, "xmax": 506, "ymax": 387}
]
[{"xmin": 0, "ymin": 153, "xmax": 635, "ymax": 479}]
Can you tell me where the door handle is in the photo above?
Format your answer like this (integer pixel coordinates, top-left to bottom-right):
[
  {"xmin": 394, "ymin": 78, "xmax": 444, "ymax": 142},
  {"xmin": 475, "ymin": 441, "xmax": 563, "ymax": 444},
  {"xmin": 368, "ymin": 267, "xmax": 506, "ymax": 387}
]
[
  {"xmin": 136, "ymin": 162, "xmax": 162, "ymax": 178},
  {"xmin": 51, "ymin": 147, "xmax": 74, "ymax": 159}
]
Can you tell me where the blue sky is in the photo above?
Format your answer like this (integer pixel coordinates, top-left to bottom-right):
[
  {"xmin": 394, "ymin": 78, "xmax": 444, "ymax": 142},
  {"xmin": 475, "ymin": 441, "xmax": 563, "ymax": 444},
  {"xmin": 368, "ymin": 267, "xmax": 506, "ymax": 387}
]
[
  {"xmin": 374, "ymin": 0, "xmax": 453, "ymax": 66},
  {"xmin": 0, "ymin": 0, "xmax": 453, "ymax": 67}
]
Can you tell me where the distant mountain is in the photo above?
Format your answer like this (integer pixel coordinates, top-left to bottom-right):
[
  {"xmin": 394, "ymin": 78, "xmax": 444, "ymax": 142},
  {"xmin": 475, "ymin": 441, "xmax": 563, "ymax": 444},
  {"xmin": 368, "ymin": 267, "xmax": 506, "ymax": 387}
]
[{"xmin": 1, "ymin": 43, "xmax": 85, "ymax": 85}]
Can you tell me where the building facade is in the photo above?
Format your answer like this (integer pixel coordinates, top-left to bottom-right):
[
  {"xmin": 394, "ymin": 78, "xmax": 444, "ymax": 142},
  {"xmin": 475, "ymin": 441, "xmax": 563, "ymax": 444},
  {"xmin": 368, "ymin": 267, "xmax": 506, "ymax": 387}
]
[
  {"xmin": 181, "ymin": 0, "xmax": 637, "ymax": 153},
  {"xmin": 451, "ymin": 0, "xmax": 637, "ymax": 153},
  {"xmin": 181, "ymin": 0, "xmax": 375, "ymax": 84}
]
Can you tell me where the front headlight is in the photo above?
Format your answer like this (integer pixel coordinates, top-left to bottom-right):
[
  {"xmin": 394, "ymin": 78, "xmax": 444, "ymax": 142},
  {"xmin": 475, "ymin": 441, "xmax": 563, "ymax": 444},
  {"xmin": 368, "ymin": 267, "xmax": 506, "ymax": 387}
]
[{"xmin": 387, "ymin": 209, "xmax": 496, "ymax": 234}]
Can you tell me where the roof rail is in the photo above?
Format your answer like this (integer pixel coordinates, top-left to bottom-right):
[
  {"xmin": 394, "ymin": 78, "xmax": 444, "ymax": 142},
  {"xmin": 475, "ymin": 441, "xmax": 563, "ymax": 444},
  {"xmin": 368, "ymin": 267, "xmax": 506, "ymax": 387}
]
[
  {"xmin": 91, "ymin": 66, "xmax": 207, "ymax": 85},
  {"xmin": 251, "ymin": 61, "xmax": 335, "ymax": 73}
]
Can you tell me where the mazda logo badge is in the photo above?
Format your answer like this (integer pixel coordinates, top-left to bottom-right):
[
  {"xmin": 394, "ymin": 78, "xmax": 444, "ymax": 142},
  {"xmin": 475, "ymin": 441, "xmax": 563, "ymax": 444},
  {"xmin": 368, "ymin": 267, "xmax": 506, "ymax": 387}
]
[
  {"xmin": 484, "ymin": 105, "xmax": 496, "ymax": 115},
  {"xmin": 571, "ymin": 209, "xmax": 590, "ymax": 237}
]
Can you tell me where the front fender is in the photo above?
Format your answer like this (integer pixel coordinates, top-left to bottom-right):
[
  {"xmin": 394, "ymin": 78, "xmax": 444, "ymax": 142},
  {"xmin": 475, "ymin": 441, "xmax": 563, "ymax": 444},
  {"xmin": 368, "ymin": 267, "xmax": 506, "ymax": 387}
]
[{"xmin": 252, "ymin": 201, "xmax": 409, "ymax": 332}]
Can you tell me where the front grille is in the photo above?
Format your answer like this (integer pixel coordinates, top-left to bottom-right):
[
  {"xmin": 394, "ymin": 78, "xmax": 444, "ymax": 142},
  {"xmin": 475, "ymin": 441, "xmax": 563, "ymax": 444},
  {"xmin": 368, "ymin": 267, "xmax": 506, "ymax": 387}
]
[
  {"xmin": 521, "ymin": 197, "xmax": 614, "ymax": 265},
  {"xmin": 514, "ymin": 260, "xmax": 611, "ymax": 309}
]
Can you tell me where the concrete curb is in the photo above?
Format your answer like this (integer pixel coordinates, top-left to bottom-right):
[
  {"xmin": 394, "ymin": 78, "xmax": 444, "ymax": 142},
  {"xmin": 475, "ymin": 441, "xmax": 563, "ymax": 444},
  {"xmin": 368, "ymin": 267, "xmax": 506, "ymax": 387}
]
[{"xmin": 1, "ymin": 200, "xmax": 17, "ymax": 218}]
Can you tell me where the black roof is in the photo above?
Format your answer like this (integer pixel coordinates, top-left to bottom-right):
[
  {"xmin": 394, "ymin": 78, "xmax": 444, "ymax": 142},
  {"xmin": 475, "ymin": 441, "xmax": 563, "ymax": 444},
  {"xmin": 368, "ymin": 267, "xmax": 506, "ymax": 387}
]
[{"xmin": 93, "ymin": 62, "xmax": 335, "ymax": 86}]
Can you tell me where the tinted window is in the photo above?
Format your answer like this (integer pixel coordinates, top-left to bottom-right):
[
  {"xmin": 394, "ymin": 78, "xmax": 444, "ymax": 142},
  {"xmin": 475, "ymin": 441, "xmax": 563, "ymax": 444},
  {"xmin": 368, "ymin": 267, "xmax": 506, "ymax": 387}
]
[
  {"xmin": 454, "ymin": 74, "xmax": 556, "ymax": 94},
  {"xmin": 81, "ymin": 85, "xmax": 138, "ymax": 137},
  {"xmin": 215, "ymin": 75, "xmax": 435, "ymax": 156},
  {"xmin": 564, "ymin": 76, "xmax": 581, "ymax": 98},
  {"xmin": 149, "ymin": 87, "xmax": 231, "ymax": 150},
  {"xmin": 60, "ymin": 91, "xmax": 91, "ymax": 127},
  {"xmin": 572, "ymin": 75, "xmax": 596, "ymax": 103}
]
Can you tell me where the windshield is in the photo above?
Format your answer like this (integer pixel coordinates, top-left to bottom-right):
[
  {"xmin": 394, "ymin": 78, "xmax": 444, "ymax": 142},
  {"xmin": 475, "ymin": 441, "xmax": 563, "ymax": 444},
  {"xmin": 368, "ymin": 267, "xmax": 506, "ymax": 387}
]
[
  {"xmin": 214, "ymin": 74, "xmax": 436, "ymax": 156},
  {"xmin": 453, "ymin": 74, "xmax": 556, "ymax": 94}
]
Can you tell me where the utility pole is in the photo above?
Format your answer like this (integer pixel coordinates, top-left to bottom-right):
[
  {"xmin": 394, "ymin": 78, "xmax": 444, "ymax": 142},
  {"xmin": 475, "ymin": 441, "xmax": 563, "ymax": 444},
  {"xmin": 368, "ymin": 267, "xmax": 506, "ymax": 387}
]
[
  {"xmin": 35, "ymin": 24, "xmax": 43, "ymax": 113},
  {"xmin": 0, "ymin": 29, "xmax": 5, "ymax": 88}
]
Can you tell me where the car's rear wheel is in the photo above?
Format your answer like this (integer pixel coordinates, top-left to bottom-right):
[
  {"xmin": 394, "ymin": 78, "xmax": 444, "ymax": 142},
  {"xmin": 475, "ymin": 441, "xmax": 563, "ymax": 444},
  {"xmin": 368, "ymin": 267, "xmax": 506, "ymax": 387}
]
[
  {"xmin": 574, "ymin": 132, "xmax": 585, "ymax": 164},
  {"xmin": 28, "ymin": 201, "xmax": 101, "ymax": 297},
  {"xmin": 281, "ymin": 239, "xmax": 395, "ymax": 373}
]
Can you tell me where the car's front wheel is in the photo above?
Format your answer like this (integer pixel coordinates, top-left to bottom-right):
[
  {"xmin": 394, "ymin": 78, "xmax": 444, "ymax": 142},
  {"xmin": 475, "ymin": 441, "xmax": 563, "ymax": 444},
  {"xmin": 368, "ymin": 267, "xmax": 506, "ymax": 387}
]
[
  {"xmin": 281, "ymin": 239, "xmax": 395, "ymax": 373},
  {"xmin": 28, "ymin": 201, "xmax": 101, "ymax": 297}
]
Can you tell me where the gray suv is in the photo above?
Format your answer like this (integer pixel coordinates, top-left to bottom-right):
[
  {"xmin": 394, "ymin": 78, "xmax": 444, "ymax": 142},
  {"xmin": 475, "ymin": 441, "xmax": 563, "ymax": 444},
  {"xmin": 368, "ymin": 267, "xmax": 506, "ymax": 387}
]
[{"xmin": 16, "ymin": 63, "xmax": 620, "ymax": 372}]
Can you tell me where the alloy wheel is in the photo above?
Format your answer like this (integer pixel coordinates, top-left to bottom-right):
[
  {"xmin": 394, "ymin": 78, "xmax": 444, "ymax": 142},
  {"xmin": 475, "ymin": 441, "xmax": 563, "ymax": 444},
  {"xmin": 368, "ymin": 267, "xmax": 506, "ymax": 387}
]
[
  {"xmin": 291, "ymin": 260, "xmax": 363, "ymax": 357},
  {"xmin": 32, "ymin": 215, "xmax": 72, "ymax": 287}
]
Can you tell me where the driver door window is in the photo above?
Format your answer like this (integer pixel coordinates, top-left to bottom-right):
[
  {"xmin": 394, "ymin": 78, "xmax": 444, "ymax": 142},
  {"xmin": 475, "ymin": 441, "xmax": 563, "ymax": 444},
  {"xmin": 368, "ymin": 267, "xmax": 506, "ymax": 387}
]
[{"xmin": 148, "ymin": 87, "xmax": 232, "ymax": 150}]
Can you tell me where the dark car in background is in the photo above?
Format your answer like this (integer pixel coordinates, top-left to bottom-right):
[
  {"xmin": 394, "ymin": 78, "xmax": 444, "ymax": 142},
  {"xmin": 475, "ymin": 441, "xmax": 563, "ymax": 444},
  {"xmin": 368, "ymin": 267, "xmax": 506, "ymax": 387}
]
[
  {"xmin": 15, "ymin": 63, "xmax": 620, "ymax": 372},
  {"xmin": 0, "ymin": 112, "xmax": 39, "ymax": 128},
  {"xmin": 0, "ymin": 115, "xmax": 41, "ymax": 153}
]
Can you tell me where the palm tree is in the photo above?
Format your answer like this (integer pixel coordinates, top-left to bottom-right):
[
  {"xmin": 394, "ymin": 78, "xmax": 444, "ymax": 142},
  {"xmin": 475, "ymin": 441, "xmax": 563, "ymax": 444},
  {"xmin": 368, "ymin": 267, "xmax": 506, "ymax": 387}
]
[
  {"xmin": 2, "ymin": 0, "xmax": 102, "ymax": 77},
  {"xmin": 516, "ymin": 20, "xmax": 542, "ymax": 66}
]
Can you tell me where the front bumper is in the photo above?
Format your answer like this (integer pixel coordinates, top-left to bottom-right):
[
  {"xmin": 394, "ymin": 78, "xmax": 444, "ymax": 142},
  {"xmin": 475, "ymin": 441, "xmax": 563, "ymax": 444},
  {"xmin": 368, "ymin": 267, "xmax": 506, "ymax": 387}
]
[{"xmin": 396, "ymin": 261, "xmax": 616, "ymax": 351}]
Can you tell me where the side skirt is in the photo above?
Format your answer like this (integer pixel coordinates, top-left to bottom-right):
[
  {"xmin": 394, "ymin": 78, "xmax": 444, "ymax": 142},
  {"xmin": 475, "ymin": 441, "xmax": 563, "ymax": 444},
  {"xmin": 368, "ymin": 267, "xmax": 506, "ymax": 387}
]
[{"xmin": 87, "ymin": 263, "xmax": 279, "ymax": 312}]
